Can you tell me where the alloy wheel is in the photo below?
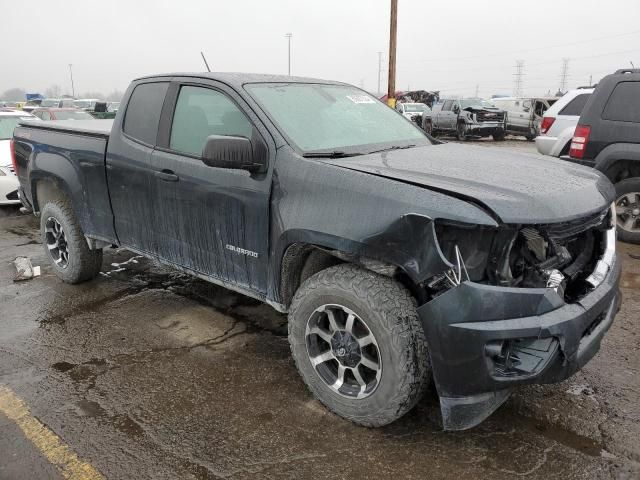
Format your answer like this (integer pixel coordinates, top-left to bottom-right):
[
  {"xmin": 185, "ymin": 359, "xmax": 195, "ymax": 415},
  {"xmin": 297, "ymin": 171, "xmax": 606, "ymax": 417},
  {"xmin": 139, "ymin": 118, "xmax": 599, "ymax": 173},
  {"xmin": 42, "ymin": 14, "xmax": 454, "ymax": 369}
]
[
  {"xmin": 305, "ymin": 304, "xmax": 382, "ymax": 399},
  {"xmin": 45, "ymin": 216, "xmax": 69, "ymax": 268},
  {"xmin": 616, "ymin": 193, "xmax": 640, "ymax": 233}
]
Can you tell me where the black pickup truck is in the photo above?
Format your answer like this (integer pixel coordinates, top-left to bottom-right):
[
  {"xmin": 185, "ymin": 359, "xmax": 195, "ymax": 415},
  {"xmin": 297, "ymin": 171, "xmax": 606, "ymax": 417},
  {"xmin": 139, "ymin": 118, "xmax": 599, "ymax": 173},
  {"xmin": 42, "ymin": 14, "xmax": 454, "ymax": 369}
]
[{"xmin": 11, "ymin": 73, "xmax": 620, "ymax": 430}]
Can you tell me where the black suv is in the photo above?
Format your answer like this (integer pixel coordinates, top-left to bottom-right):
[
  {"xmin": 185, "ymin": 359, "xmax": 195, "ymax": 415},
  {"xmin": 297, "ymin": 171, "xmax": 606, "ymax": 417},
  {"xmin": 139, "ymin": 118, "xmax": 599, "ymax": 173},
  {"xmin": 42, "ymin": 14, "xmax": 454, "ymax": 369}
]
[{"xmin": 568, "ymin": 69, "xmax": 640, "ymax": 243}]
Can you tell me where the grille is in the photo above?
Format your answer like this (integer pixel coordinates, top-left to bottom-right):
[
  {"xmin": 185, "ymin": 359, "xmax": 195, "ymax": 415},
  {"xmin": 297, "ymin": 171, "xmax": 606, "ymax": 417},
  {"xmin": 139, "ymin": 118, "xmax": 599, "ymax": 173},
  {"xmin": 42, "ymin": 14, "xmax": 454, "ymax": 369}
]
[
  {"xmin": 476, "ymin": 111, "xmax": 505, "ymax": 122},
  {"xmin": 543, "ymin": 208, "xmax": 609, "ymax": 240}
]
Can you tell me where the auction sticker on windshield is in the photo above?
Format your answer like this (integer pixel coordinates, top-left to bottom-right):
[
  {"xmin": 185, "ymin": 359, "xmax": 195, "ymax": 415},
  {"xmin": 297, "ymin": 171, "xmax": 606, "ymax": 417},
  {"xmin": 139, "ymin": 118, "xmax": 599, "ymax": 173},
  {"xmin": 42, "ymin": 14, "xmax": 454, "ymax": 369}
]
[{"xmin": 346, "ymin": 95, "xmax": 375, "ymax": 104}]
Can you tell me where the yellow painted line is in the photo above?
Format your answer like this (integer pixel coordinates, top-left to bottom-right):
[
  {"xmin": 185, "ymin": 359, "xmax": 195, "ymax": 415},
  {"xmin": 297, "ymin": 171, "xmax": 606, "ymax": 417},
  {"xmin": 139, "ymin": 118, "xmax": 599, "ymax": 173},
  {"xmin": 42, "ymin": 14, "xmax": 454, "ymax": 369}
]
[{"xmin": 0, "ymin": 385, "xmax": 104, "ymax": 480}]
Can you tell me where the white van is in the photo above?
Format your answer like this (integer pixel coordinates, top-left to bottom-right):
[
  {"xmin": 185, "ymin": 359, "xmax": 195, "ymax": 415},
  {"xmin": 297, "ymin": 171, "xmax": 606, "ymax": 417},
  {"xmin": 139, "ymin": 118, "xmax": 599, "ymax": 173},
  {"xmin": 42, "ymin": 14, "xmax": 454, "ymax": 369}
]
[{"xmin": 492, "ymin": 97, "xmax": 559, "ymax": 140}]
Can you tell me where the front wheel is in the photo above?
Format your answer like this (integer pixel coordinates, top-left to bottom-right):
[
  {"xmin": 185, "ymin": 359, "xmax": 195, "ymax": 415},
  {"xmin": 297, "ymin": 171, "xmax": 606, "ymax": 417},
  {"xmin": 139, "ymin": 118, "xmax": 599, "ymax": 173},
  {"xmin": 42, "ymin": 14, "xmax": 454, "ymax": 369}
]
[
  {"xmin": 40, "ymin": 198, "xmax": 103, "ymax": 283},
  {"xmin": 456, "ymin": 122, "xmax": 468, "ymax": 141},
  {"xmin": 615, "ymin": 178, "xmax": 640, "ymax": 244},
  {"xmin": 424, "ymin": 120, "xmax": 434, "ymax": 136},
  {"xmin": 288, "ymin": 264, "xmax": 430, "ymax": 427},
  {"xmin": 493, "ymin": 130, "xmax": 506, "ymax": 141}
]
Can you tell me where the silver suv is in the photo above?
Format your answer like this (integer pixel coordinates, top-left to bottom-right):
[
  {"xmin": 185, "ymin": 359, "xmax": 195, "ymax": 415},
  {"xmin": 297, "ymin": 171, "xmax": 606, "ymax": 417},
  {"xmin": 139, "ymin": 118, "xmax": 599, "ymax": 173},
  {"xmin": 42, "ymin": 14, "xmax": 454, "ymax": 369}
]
[{"xmin": 535, "ymin": 87, "xmax": 594, "ymax": 157}]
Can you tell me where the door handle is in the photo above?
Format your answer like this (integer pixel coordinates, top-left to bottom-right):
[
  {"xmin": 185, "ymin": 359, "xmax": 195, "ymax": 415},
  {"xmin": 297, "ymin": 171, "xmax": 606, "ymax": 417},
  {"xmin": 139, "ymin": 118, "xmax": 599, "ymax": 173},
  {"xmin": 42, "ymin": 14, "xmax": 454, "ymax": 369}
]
[{"xmin": 155, "ymin": 170, "xmax": 179, "ymax": 182}]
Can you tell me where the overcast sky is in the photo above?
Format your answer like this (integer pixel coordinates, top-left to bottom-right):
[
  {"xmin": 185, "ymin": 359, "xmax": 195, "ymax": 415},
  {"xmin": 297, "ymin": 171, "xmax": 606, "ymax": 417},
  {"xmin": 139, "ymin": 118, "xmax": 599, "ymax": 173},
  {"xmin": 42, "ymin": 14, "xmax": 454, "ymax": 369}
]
[{"xmin": 2, "ymin": 0, "xmax": 639, "ymax": 98}]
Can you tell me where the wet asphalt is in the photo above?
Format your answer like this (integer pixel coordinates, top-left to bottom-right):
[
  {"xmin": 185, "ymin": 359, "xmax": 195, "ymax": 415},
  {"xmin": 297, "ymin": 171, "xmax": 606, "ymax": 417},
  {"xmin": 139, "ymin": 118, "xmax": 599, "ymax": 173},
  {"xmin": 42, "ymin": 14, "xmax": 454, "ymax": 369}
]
[{"xmin": 1, "ymin": 139, "xmax": 639, "ymax": 479}]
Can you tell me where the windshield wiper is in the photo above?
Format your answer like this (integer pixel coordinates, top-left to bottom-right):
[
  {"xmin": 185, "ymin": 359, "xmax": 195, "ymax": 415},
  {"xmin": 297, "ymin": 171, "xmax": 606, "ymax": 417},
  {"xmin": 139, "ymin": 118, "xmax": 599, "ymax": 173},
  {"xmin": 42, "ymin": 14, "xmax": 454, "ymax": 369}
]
[
  {"xmin": 302, "ymin": 151, "xmax": 364, "ymax": 158},
  {"xmin": 367, "ymin": 144, "xmax": 416, "ymax": 155}
]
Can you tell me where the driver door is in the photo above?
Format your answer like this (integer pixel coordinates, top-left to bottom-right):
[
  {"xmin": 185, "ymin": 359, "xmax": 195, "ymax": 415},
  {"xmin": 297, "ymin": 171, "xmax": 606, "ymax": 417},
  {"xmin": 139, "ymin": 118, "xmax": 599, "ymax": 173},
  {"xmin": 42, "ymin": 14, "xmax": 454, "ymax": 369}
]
[{"xmin": 149, "ymin": 81, "xmax": 273, "ymax": 293}]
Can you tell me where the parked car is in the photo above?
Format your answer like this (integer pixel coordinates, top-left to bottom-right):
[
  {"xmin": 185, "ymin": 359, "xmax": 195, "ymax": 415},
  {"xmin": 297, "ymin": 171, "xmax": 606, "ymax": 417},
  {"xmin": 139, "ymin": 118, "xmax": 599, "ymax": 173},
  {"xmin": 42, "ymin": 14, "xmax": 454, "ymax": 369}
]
[
  {"xmin": 564, "ymin": 69, "xmax": 640, "ymax": 244},
  {"xmin": 12, "ymin": 72, "xmax": 620, "ymax": 431},
  {"xmin": 535, "ymin": 87, "xmax": 594, "ymax": 157},
  {"xmin": 22, "ymin": 100, "xmax": 42, "ymax": 113},
  {"xmin": 492, "ymin": 96, "xmax": 559, "ymax": 140},
  {"xmin": 395, "ymin": 102, "xmax": 429, "ymax": 123},
  {"xmin": 40, "ymin": 98, "xmax": 76, "ymax": 108},
  {"xmin": 423, "ymin": 98, "xmax": 506, "ymax": 140},
  {"xmin": 0, "ymin": 110, "xmax": 37, "ymax": 205},
  {"xmin": 107, "ymin": 102, "xmax": 120, "ymax": 112},
  {"xmin": 73, "ymin": 98, "xmax": 101, "ymax": 111},
  {"xmin": 32, "ymin": 108, "xmax": 96, "ymax": 121}
]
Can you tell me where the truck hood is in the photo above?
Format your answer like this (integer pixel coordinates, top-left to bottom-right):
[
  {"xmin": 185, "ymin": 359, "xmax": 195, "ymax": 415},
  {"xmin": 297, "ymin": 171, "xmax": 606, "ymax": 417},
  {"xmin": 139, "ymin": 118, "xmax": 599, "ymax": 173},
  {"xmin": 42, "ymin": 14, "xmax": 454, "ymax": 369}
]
[{"xmin": 324, "ymin": 143, "xmax": 614, "ymax": 224}]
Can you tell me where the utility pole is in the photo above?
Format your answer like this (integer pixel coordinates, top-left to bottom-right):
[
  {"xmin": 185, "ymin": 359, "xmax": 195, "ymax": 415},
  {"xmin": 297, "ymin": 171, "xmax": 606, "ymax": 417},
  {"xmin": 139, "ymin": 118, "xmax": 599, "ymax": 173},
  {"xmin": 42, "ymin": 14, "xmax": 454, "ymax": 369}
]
[
  {"xmin": 377, "ymin": 51, "xmax": 383, "ymax": 96},
  {"xmin": 475, "ymin": 84, "xmax": 479, "ymax": 97},
  {"xmin": 285, "ymin": 33, "xmax": 292, "ymax": 76},
  {"xmin": 68, "ymin": 64, "xmax": 75, "ymax": 98},
  {"xmin": 513, "ymin": 60, "xmax": 524, "ymax": 97},
  {"xmin": 559, "ymin": 58, "xmax": 570, "ymax": 94},
  {"xmin": 589, "ymin": 74, "xmax": 593, "ymax": 87},
  {"xmin": 386, "ymin": 0, "xmax": 398, "ymax": 107}
]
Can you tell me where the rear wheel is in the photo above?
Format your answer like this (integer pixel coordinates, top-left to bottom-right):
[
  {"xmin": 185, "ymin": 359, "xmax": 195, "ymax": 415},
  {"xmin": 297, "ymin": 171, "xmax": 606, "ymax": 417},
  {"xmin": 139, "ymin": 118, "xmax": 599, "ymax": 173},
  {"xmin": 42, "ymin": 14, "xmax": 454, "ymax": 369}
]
[
  {"xmin": 40, "ymin": 198, "xmax": 103, "ymax": 283},
  {"xmin": 615, "ymin": 178, "xmax": 640, "ymax": 244},
  {"xmin": 288, "ymin": 264, "xmax": 430, "ymax": 427}
]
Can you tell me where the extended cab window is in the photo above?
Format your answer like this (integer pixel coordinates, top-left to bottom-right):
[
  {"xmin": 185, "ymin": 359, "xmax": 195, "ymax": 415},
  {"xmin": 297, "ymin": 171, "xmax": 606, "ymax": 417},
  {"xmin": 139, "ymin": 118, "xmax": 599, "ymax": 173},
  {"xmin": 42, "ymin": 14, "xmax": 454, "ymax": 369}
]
[
  {"xmin": 170, "ymin": 86, "xmax": 253, "ymax": 156},
  {"xmin": 123, "ymin": 82, "xmax": 169, "ymax": 145},
  {"xmin": 558, "ymin": 93, "xmax": 590, "ymax": 116},
  {"xmin": 442, "ymin": 100, "xmax": 453, "ymax": 111},
  {"xmin": 602, "ymin": 82, "xmax": 640, "ymax": 123}
]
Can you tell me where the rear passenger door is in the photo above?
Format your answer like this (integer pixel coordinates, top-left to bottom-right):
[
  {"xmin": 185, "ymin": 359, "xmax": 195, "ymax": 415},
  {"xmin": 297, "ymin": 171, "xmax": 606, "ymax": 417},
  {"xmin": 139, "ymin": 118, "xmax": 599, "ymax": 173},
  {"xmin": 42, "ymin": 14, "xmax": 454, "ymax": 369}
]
[
  {"xmin": 149, "ymin": 80, "xmax": 273, "ymax": 294},
  {"xmin": 106, "ymin": 80, "xmax": 170, "ymax": 255}
]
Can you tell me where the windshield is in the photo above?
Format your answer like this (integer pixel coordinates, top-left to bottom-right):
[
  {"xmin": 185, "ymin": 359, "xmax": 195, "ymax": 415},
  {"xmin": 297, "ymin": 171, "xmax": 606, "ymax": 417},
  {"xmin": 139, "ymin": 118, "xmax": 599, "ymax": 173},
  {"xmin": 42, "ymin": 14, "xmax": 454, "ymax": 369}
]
[
  {"xmin": 0, "ymin": 117, "xmax": 32, "ymax": 140},
  {"xmin": 41, "ymin": 99, "xmax": 60, "ymax": 107},
  {"xmin": 54, "ymin": 110, "xmax": 94, "ymax": 120},
  {"xmin": 459, "ymin": 98, "xmax": 495, "ymax": 109},
  {"xmin": 404, "ymin": 104, "xmax": 426, "ymax": 112},
  {"xmin": 246, "ymin": 83, "xmax": 429, "ymax": 153}
]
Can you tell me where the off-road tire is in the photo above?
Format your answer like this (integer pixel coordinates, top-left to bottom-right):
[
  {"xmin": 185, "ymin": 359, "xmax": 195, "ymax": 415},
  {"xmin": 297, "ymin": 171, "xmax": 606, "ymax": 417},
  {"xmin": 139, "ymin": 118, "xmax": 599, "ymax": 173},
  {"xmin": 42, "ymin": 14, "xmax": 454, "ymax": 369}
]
[
  {"xmin": 423, "ymin": 120, "xmax": 434, "ymax": 136},
  {"xmin": 40, "ymin": 198, "xmax": 103, "ymax": 283},
  {"xmin": 288, "ymin": 264, "xmax": 430, "ymax": 427},
  {"xmin": 493, "ymin": 130, "xmax": 506, "ymax": 141},
  {"xmin": 456, "ymin": 122, "xmax": 468, "ymax": 141},
  {"xmin": 615, "ymin": 178, "xmax": 640, "ymax": 244}
]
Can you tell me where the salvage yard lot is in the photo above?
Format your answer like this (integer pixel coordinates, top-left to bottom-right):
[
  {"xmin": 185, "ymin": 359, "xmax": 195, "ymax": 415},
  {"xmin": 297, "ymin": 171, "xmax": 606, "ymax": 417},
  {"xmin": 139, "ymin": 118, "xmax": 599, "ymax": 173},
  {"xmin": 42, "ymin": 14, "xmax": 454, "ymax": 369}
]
[{"xmin": 1, "ymin": 139, "xmax": 639, "ymax": 479}]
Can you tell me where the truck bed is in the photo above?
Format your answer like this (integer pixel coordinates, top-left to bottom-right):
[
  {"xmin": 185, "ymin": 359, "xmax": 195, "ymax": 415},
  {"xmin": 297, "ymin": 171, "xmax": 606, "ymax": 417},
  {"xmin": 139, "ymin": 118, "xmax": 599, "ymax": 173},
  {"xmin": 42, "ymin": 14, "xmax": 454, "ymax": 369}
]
[
  {"xmin": 13, "ymin": 119, "xmax": 116, "ymax": 244},
  {"xmin": 19, "ymin": 119, "xmax": 112, "ymax": 138}
]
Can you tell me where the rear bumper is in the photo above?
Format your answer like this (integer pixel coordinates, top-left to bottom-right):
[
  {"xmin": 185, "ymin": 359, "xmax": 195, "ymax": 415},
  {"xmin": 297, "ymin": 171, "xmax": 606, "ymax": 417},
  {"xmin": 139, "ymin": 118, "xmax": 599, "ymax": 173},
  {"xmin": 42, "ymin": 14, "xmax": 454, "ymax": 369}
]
[
  {"xmin": 560, "ymin": 155, "xmax": 597, "ymax": 168},
  {"xmin": 535, "ymin": 135, "xmax": 558, "ymax": 155},
  {"xmin": 417, "ymin": 254, "xmax": 621, "ymax": 430}
]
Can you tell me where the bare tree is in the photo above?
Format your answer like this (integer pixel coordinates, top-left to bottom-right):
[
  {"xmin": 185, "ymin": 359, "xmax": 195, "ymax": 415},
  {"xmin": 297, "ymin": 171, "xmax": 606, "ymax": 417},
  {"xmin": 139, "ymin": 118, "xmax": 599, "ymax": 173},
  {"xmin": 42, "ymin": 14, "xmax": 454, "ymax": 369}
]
[
  {"xmin": 44, "ymin": 84, "xmax": 62, "ymax": 98},
  {"xmin": 1, "ymin": 88, "xmax": 26, "ymax": 101},
  {"xmin": 81, "ymin": 91, "xmax": 105, "ymax": 100},
  {"xmin": 106, "ymin": 90, "xmax": 124, "ymax": 102}
]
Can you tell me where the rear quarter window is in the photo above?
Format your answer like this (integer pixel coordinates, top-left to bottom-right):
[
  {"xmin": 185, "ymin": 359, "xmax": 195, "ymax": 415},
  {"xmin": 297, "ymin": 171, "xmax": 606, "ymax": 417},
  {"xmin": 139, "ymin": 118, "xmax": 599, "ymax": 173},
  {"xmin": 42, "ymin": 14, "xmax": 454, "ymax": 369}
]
[
  {"xmin": 123, "ymin": 82, "xmax": 169, "ymax": 145},
  {"xmin": 558, "ymin": 93, "xmax": 590, "ymax": 116},
  {"xmin": 602, "ymin": 81, "xmax": 640, "ymax": 123}
]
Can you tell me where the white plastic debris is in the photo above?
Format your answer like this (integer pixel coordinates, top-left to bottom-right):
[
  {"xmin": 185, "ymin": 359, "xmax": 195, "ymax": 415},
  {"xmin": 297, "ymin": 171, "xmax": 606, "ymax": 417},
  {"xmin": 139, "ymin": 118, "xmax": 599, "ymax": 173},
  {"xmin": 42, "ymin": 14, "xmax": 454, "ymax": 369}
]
[{"xmin": 13, "ymin": 256, "xmax": 35, "ymax": 281}]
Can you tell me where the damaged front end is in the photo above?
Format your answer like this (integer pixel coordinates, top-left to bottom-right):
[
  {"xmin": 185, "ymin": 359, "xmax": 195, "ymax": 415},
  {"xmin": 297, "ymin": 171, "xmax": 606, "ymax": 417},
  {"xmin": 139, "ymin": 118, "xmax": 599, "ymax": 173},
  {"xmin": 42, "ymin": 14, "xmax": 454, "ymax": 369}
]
[{"xmin": 418, "ymin": 204, "xmax": 621, "ymax": 430}]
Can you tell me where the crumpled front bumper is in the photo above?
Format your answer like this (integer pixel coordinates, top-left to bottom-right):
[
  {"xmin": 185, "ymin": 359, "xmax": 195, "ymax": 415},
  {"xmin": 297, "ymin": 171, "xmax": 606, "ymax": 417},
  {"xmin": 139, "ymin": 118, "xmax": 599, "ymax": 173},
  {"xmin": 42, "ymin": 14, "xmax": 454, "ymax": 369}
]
[
  {"xmin": 417, "ymin": 254, "xmax": 621, "ymax": 431},
  {"xmin": 464, "ymin": 122, "xmax": 504, "ymax": 137}
]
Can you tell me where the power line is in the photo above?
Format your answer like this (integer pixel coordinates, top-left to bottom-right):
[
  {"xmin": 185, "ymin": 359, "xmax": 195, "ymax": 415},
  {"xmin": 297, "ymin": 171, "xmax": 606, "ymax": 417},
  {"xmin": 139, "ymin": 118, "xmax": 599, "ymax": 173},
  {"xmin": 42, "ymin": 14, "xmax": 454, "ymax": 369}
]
[
  {"xmin": 513, "ymin": 60, "xmax": 525, "ymax": 97},
  {"xmin": 559, "ymin": 58, "xmax": 570, "ymax": 94},
  {"xmin": 410, "ymin": 29, "xmax": 640, "ymax": 64}
]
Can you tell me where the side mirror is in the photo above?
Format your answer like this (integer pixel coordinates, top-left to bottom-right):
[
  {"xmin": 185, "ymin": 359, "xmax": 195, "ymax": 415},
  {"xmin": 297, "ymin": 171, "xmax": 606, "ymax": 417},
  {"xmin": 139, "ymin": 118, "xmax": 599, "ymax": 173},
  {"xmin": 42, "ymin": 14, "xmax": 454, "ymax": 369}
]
[
  {"xmin": 202, "ymin": 134, "xmax": 266, "ymax": 173},
  {"xmin": 453, "ymin": 104, "xmax": 460, "ymax": 113}
]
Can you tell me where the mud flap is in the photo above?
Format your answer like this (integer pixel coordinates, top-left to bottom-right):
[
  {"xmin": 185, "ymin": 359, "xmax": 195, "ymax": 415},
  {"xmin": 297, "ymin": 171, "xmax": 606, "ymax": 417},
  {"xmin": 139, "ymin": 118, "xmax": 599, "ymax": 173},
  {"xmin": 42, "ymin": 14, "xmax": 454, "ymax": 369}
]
[{"xmin": 440, "ymin": 390, "xmax": 511, "ymax": 431}]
